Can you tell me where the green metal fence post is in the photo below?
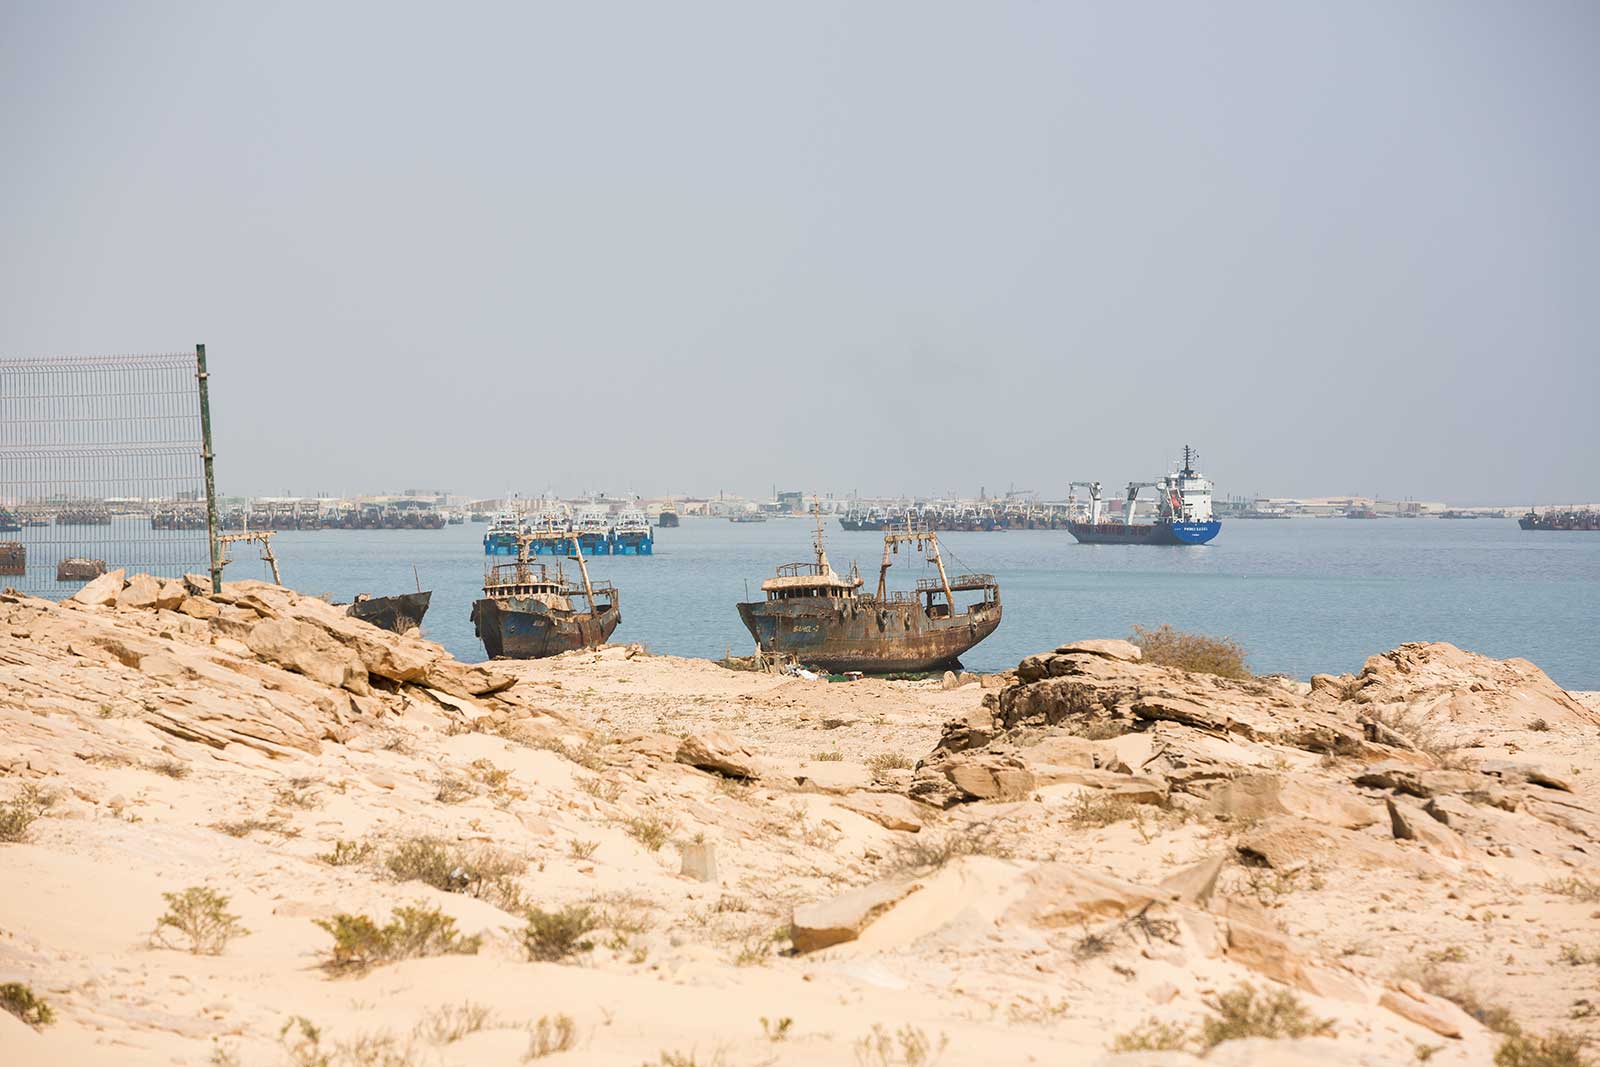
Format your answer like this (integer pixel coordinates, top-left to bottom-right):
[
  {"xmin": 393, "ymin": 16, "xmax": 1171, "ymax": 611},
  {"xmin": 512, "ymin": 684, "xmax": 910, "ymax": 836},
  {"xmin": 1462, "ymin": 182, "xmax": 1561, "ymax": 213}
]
[{"xmin": 196, "ymin": 343, "xmax": 222, "ymax": 592}]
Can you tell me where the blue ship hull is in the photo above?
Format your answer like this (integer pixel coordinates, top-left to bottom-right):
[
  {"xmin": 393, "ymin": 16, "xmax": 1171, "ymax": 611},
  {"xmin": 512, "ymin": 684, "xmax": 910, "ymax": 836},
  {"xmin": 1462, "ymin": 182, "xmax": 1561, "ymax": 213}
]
[
  {"xmin": 1067, "ymin": 520, "xmax": 1221, "ymax": 545},
  {"xmin": 613, "ymin": 532, "xmax": 653, "ymax": 555}
]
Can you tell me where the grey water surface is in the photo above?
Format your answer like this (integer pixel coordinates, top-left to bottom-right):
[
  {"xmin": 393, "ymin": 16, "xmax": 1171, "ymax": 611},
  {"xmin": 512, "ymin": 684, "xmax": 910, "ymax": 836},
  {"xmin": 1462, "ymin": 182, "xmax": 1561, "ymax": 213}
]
[{"xmin": 248, "ymin": 517, "xmax": 1600, "ymax": 690}]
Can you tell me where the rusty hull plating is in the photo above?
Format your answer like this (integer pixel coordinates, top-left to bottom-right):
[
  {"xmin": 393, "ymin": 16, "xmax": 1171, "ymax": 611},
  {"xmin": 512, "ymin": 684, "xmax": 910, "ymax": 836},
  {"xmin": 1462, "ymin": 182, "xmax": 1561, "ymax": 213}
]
[{"xmin": 737, "ymin": 511, "xmax": 1001, "ymax": 673}]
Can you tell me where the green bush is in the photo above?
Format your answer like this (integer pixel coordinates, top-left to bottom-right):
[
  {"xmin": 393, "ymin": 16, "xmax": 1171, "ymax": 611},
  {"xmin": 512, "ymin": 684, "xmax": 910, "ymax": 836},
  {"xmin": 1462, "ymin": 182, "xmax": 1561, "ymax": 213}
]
[
  {"xmin": 622, "ymin": 815, "xmax": 675, "ymax": 852},
  {"xmin": 314, "ymin": 905, "xmax": 481, "ymax": 973},
  {"xmin": 0, "ymin": 982, "xmax": 54, "ymax": 1029},
  {"xmin": 1131, "ymin": 624, "xmax": 1251, "ymax": 680},
  {"xmin": 522, "ymin": 905, "xmax": 598, "ymax": 962},
  {"xmin": 153, "ymin": 887, "xmax": 249, "ymax": 955},
  {"xmin": 1494, "ymin": 1029, "xmax": 1592, "ymax": 1067},
  {"xmin": 384, "ymin": 835, "xmax": 524, "ymax": 907},
  {"xmin": 1198, "ymin": 984, "xmax": 1334, "ymax": 1048}
]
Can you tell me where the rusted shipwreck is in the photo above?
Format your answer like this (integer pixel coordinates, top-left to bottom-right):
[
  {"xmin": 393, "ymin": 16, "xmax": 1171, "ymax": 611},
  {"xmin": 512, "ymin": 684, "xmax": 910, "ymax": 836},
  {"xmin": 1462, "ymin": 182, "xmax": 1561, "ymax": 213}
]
[
  {"xmin": 470, "ymin": 528, "xmax": 620, "ymax": 659},
  {"xmin": 737, "ymin": 514, "xmax": 1001, "ymax": 673},
  {"xmin": 346, "ymin": 590, "xmax": 431, "ymax": 634}
]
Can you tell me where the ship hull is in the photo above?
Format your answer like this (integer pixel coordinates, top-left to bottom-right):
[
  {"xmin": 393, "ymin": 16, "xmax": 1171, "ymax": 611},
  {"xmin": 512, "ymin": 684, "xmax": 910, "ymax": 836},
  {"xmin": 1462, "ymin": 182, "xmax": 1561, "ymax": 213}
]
[
  {"xmin": 656, "ymin": 513, "xmax": 680, "ymax": 528},
  {"xmin": 612, "ymin": 529, "xmax": 653, "ymax": 555},
  {"xmin": 736, "ymin": 598, "xmax": 1001, "ymax": 674},
  {"xmin": 347, "ymin": 590, "xmax": 431, "ymax": 634},
  {"xmin": 471, "ymin": 596, "xmax": 621, "ymax": 659},
  {"xmin": 1067, "ymin": 520, "xmax": 1220, "ymax": 545}
]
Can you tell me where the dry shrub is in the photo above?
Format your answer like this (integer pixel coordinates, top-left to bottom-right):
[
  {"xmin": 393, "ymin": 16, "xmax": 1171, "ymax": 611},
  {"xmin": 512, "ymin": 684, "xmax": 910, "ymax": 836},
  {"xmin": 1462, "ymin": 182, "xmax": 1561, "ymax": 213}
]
[
  {"xmin": 152, "ymin": 887, "xmax": 249, "ymax": 955},
  {"xmin": 384, "ymin": 835, "xmax": 525, "ymax": 908},
  {"xmin": 526, "ymin": 1015, "xmax": 577, "ymax": 1059},
  {"xmin": 867, "ymin": 752, "xmax": 914, "ymax": 772},
  {"xmin": 1065, "ymin": 791, "xmax": 1145, "ymax": 829},
  {"xmin": 319, "ymin": 839, "xmax": 376, "ymax": 866},
  {"xmin": 0, "ymin": 982, "xmax": 54, "ymax": 1029},
  {"xmin": 1545, "ymin": 876, "xmax": 1600, "ymax": 903},
  {"xmin": 433, "ymin": 773, "xmax": 475, "ymax": 804},
  {"xmin": 622, "ymin": 814, "xmax": 676, "ymax": 852},
  {"xmin": 522, "ymin": 904, "xmax": 599, "ymax": 962},
  {"xmin": 273, "ymin": 777, "xmax": 322, "ymax": 809},
  {"xmin": 211, "ymin": 815, "xmax": 293, "ymax": 838},
  {"xmin": 1198, "ymin": 984, "xmax": 1334, "ymax": 1047},
  {"xmin": 1131, "ymin": 624, "xmax": 1251, "ymax": 680},
  {"xmin": 1109, "ymin": 1018, "xmax": 1190, "ymax": 1052},
  {"xmin": 811, "ymin": 751, "xmax": 844, "ymax": 762},
  {"xmin": 885, "ymin": 819, "xmax": 1013, "ymax": 874},
  {"xmin": 1116, "ymin": 984, "xmax": 1333, "ymax": 1053},
  {"xmin": 412, "ymin": 1001, "xmax": 492, "ymax": 1044},
  {"xmin": 279, "ymin": 1016, "xmax": 423, "ymax": 1067},
  {"xmin": 1495, "ymin": 1029, "xmax": 1592, "ymax": 1067},
  {"xmin": 854, "ymin": 1023, "xmax": 948, "ymax": 1066},
  {"xmin": 1400, "ymin": 963, "xmax": 1515, "ymax": 1032},
  {"xmin": 145, "ymin": 758, "xmax": 190, "ymax": 779},
  {"xmin": 315, "ymin": 904, "xmax": 481, "ymax": 973},
  {"xmin": 0, "ymin": 784, "xmax": 56, "ymax": 843}
]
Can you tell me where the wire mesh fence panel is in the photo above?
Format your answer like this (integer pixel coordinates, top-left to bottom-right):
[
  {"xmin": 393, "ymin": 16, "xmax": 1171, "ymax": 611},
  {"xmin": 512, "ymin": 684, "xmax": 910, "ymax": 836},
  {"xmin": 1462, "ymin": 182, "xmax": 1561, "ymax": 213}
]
[{"xmin": 0, "ymin": 352, "xmax": 212, "ymax": 597}]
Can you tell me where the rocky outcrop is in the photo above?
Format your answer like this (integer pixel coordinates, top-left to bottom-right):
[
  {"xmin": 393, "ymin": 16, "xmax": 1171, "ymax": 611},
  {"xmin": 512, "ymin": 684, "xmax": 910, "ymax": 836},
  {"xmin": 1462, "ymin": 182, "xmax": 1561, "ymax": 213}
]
[
  {"xmin": 676, "ymin": 730, "xmax": 763, "ymax": 779},
  {"xmin": 0, "ymin": 574, "xmax": 526, "ymax": 762},
  {"xmin": 1325, "ymin": 641, "xmax": 1600, "ymax": 732},
  {"xmin": 791, "ymin": 876, "xmax": 924, "ymax": 952}
]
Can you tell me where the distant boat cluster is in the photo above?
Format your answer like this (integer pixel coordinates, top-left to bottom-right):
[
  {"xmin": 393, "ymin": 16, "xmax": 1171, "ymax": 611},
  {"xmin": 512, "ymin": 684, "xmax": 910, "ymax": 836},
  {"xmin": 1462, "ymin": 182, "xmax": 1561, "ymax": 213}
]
[{"xmin": 483, "ymin": 506, "xmax": 655, "ymax": 556}]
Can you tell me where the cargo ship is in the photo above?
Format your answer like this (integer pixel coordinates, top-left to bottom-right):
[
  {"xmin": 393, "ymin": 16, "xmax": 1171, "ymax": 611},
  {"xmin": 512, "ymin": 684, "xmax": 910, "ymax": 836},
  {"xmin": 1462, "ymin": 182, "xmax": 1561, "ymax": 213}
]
[
  {"xmin": 1519, "ymin": 508, "xmax": 1600, "ymax": 532},
  {"xmin": 737, "ymin": 512, "xmax": 1001, "ymax": 673},
  {"xmin": 470, "ymin": 528, "xmax": 620, "ymax": 658},
  {"xmin": 656, "ymin": 504, "xmax": 680, "ymax": 528},
  {"xmin": 346, "ymin": 590, "xmax": 431, "ymax": 634},
  {"xmin": 1067, "ymin": 446, "xmax": 1221, "ymax": 546}
]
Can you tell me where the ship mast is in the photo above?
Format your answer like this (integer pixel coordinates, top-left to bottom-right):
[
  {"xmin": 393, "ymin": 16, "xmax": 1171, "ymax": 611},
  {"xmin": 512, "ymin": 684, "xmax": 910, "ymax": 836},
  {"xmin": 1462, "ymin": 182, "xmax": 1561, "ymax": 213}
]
[
  {"xmin": 876, "ymin": 519, "xmax": 955, "ymax": 612},
  {"xmin": 811, "ymin": 496, "xmax": 830, "ymax": 574}
]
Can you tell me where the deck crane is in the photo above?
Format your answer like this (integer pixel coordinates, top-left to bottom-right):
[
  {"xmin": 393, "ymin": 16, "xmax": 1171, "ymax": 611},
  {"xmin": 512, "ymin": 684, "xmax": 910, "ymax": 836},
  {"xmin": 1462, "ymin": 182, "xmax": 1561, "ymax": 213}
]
[
  {"xmin": 1122, "ymin": 482, "xmax": 1161, "ymax": 526},
  {"xmin": 1067, "ymin": 481, "xmax": 1103, "ymax": 524}
]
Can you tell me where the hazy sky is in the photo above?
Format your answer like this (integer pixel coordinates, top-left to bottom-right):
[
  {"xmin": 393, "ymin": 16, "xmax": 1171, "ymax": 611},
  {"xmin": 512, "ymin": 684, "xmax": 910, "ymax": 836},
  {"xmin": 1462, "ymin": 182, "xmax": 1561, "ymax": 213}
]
[{"xmin": 2, "ymin": 2, "xmax": 1595, "ymax": 503}]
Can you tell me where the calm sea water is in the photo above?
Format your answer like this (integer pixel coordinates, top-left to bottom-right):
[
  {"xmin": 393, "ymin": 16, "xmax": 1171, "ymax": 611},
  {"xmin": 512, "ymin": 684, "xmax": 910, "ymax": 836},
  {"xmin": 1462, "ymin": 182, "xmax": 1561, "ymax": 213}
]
[{"xmin": 247, "ymin": 518, "xmax": 1600, "ymax": 690}]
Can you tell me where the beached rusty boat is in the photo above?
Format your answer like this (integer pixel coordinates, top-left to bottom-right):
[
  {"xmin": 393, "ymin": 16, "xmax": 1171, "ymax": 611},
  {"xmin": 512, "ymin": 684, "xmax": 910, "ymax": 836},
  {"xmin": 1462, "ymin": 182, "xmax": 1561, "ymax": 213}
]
[
  {"xmin": 737, "ymin": 512, "xmax": 1001, "ymax": 673},
  {"xmin": 346, "ymin": 590, "xmax": 431, "ymax": 634},
  {"xmin": 470, "ymin": 528, "xmax": 620, "ymax": 658},
  {"xmin": 0, "ymin": 542, "xmax": 24, "ymax": 577}
]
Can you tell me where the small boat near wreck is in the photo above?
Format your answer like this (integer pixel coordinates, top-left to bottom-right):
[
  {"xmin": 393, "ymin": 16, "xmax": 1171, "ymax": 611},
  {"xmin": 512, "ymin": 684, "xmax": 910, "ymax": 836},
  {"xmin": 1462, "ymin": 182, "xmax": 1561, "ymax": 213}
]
[
  {"xmin": 346, "ymin": 590, "xmax": 431, "ymax": 634},
  {"xmin": 471, "ymin": 528, "xmax": 620, "ymax": 659},
  {"xmin": 737, "ymin": 511, "xmax": 1001, "ymax": 673}
]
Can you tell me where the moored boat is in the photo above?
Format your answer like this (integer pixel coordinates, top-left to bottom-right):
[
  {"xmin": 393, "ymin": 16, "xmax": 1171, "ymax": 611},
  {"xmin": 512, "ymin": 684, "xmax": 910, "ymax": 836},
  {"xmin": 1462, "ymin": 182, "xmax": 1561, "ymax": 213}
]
[
  {"xmin": 56, "ymin": 557, "xmax": 107, "ymax": 582},
  {"xmin": 471, "ymin": 529, "xmax": 620, "ymax": 658},
  {"xmin": 1519, "ymin": 508, "xmax": 1600, "ymax": 532},
  {"xmin": 737, "ymin": 510, "xmax": 1001, "ymax": 673},
  {"xmin": 612, "ymin": 509, "xmax": 653, "ymax": 555}
]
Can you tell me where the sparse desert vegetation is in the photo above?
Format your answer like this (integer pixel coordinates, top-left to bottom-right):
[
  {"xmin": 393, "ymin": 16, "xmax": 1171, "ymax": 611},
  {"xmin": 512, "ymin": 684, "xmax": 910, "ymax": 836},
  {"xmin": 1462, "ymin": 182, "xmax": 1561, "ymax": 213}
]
[
  {"xmin": 0, "ymin": 783, "xmax": 56, "ymax": 843},
  {"xmin": 0, "ymin": 981, "xmax": 54, "ymax": 1029},
  {"xmin": 315, "ymin": 904, "xmax": 482, "ymax": 972},
  {"xmin": 1130, "ymin": 623, "xmax": 1251, "ymax": 680},
  {"xmin": 2, "ymin": 575, "xmax": 1598, "ymax": 1065}
]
